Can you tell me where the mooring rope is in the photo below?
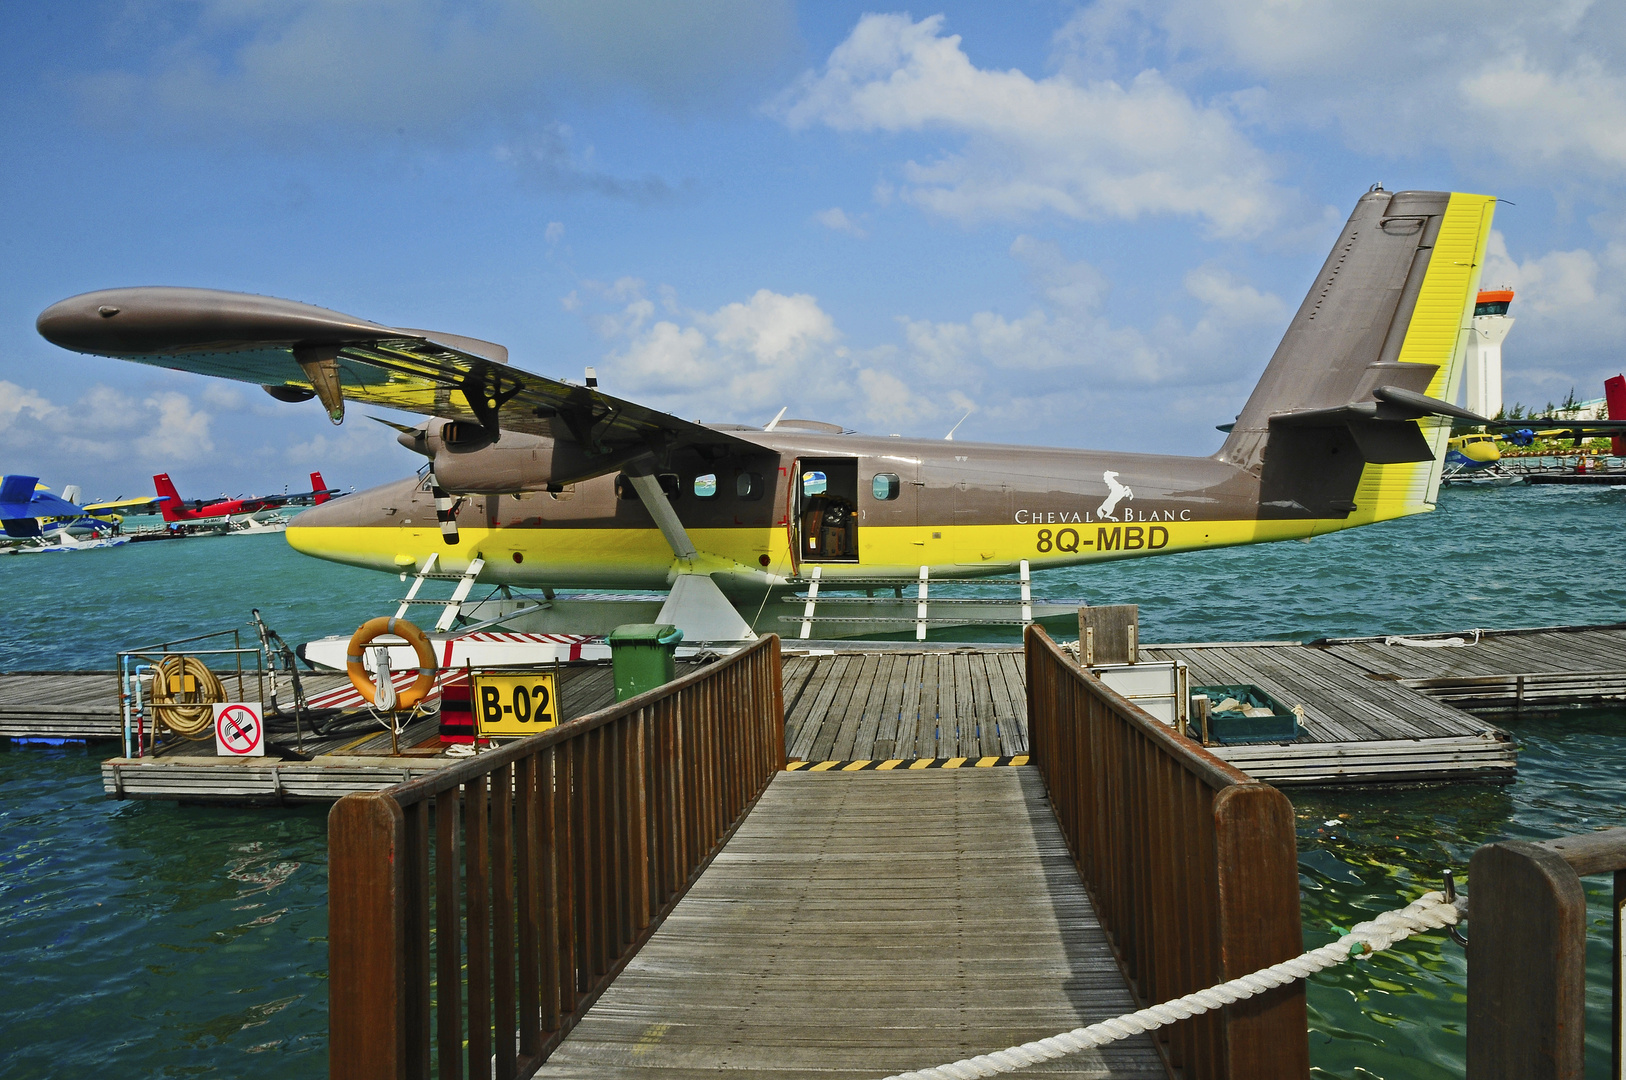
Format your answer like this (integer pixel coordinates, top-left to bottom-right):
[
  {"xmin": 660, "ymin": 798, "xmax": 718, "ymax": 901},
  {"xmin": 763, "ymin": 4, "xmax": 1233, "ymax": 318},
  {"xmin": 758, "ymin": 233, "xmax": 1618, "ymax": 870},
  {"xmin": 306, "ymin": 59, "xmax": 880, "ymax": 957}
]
[
  {"xmin": 883, "ymin": 891, "xmax": 1467, "ymax": 1080},
  {"xmin": 1383, "ymin": 629, "xmax": 1484, "ymax": 648}
]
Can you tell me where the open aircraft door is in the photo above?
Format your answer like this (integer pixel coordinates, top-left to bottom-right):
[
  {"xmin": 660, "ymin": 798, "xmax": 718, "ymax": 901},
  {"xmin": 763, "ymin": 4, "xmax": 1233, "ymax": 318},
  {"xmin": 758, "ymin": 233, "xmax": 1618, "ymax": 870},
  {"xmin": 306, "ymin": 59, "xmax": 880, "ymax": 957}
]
[{"xmin": 793, "ymin": 457, "xmax": 861, "ymax": 564}]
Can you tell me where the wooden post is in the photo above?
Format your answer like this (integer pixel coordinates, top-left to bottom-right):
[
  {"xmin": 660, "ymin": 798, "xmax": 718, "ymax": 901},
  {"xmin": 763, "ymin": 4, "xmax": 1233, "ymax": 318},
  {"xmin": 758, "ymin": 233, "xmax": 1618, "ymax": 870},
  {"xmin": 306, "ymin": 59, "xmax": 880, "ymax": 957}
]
[
  {"xmin": 328, "ymin": 792, "xmax": 406, "ymax": 1080},
  {"xmin": 1212, "ymin": 783, "xmax": 1309, "ymax": 1077},
  {"xmin": 1616, "ymin": 869, "xmax": 1624, "ymax": 1080},
  {"xmin": 1467, "ymin": 840, "xmax": 1588, "ymax": 1080},
  {"xmin": 1080, "ymin": 604, "xmax": 1138, "ymax": 665}
]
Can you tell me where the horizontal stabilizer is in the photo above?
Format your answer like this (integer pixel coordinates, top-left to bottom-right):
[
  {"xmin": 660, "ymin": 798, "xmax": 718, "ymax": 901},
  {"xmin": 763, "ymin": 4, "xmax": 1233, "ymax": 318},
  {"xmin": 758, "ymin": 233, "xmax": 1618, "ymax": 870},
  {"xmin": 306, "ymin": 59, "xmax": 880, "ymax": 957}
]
[
  {"xmin": 0, "ymin": 475, "xmax": 89, "ymax": 519},
  {"xmin": 1269, "ymin": 383, "xmax": 1490, "ymax": 467}
]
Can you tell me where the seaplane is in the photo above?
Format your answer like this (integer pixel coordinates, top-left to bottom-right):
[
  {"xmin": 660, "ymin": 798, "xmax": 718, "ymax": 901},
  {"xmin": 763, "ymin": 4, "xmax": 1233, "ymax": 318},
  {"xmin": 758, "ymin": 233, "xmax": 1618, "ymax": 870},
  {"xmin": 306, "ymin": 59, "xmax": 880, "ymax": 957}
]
[
  {"xmin": 152, "ymin": 471, "xmax": 337, "ymax": 533},
  {"xmin": 1442, "ymin": 374, "xmax": 1626, "ymax": 486},
  {"xmin": 0, "ymin": 476, "xmax": 129, "ymax": 553},
  {"xmin": 42, "ymin": 186, "xmax": 1626, "ymax": 655}
]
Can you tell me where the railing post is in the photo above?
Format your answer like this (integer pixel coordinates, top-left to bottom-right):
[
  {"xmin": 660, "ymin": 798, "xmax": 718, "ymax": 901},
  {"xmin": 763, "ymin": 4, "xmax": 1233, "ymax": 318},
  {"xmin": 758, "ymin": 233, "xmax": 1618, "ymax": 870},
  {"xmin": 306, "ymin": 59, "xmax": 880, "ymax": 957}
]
[
  {"xmin": 329, "ymin": 792, "xmax": 407, "ymax": 1080},
  {"xmin": 1212, "ymin": 784, "xmax": 1308, "ymax": 1076},
  {"xmin": 1468, "ymin": 841, "xmax": 1588, "ymax": 1080}
]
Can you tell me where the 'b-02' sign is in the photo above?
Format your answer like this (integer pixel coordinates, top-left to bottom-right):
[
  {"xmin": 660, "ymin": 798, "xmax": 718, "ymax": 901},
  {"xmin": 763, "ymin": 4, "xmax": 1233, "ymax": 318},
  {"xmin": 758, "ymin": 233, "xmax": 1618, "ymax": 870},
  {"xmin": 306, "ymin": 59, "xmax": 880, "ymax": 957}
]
[{"xmin": 472, "ymin": 672, "xmax": 559, "ymax": 738}]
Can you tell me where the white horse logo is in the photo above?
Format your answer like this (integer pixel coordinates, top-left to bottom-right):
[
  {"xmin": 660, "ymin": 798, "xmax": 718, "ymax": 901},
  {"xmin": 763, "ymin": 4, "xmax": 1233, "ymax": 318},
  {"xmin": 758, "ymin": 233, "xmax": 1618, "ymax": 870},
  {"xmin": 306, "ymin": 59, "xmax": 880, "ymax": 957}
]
[{"xmin": 1098, "ymin": 471, "xmax": 1134, "ymax": 519}]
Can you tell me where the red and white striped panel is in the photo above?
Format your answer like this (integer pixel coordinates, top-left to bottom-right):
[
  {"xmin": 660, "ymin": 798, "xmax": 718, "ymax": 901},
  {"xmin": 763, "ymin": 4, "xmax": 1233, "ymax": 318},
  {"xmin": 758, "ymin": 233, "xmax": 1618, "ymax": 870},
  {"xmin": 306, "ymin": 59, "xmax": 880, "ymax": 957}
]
[{"xmin": 305, "ymin": 669, "xmax": 463, "ymax": 712}]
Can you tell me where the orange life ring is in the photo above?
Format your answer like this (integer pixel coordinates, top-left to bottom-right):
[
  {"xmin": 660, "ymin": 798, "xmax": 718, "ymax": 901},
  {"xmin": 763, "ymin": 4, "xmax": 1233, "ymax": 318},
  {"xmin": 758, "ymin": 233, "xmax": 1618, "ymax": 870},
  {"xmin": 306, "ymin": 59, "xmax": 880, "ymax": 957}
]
[{"xmin": 347, "ymin": 616, "xmax": 437, "ymax": 709}]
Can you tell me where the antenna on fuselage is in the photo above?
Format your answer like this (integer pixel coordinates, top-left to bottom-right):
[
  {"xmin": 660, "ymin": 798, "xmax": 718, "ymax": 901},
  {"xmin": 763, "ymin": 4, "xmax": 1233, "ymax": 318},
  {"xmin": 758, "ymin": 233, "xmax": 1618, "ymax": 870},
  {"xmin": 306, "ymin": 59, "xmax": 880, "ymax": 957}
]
[
  {"xmin": 585, "ymin": 366, "xmax": 598, "ymax": 388},
  {"xmin": 764, "ymin": 406, "xmax": 787, "ymax": 432},
  {"xmin": 944, "ymin": 410, "xmax": 973, "ymax": 440}
]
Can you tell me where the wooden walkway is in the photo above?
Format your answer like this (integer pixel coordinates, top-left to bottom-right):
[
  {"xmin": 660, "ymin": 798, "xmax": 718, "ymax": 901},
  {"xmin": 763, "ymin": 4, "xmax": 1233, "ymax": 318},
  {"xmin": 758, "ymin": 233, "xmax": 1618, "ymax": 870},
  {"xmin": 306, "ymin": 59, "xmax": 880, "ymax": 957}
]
[
  {"xmin": 782, "ymin": 650, "xmax": 1029, "ymax": 763},
  {"xmin": 537, "ymin": 768, "xmax": 1164, "ymax": 1079}
]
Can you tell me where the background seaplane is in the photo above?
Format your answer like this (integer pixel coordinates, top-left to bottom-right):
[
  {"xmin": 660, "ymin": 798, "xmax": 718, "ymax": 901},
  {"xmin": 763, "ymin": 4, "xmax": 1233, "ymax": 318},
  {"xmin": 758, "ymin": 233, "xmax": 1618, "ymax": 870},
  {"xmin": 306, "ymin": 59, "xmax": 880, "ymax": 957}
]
[
  {"xmin": 0, "ymin": 476, "xmax": 128, "ymax": 553},
  {"xmin": 44, "ymin": 187, "xmax": 1617, "ymax": 646},
  {"xmin": 152, "ymin": 471, "xmax": 338, "ymax": 533}
]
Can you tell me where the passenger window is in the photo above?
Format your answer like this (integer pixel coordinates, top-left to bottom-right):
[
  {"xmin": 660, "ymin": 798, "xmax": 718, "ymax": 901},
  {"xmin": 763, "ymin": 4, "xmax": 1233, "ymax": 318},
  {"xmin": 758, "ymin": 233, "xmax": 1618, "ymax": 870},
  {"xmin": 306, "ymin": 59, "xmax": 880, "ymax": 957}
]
[
  {"xmin": 694, "ymin": 473, "xmax": 718, "ymax": 498},
  {"xmin": 736, "ymin": 471, "xmax": 764, "ymax": 501},
  {"xmin": 872, "ymin": 473, "xmax": 900, "ymax": 500},
  {"xmin": 802, "ymin": 470, "xmax": 828, "ymax": 497},
  {"xmin": 659, "ymin": 473, "xmax": 680, "ymax": 498}
]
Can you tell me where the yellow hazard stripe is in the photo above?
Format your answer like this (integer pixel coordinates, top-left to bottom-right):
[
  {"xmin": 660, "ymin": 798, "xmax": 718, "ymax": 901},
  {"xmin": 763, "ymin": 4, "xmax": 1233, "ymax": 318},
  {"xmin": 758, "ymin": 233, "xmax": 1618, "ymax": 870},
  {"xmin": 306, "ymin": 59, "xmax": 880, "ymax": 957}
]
[{"xmin": 784, "ymin": 755, "xmax": 1030, "ymax": 771}]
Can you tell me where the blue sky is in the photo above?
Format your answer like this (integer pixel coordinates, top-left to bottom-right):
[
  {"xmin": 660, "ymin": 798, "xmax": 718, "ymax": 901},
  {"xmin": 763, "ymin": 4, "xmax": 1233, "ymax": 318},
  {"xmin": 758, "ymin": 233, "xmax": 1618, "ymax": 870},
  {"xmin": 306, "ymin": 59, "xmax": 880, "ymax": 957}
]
[{"xmin": 3, "ymin": 1, "xmax": 1624, "ymax": 502}]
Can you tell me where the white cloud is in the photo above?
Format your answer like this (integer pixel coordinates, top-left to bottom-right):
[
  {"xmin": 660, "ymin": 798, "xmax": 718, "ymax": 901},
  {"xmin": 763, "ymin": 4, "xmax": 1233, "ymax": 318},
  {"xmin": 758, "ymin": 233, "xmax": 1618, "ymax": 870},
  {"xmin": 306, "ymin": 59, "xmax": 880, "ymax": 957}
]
[
  {"xmin": 201, "ymin": 383, "xmax": 246, "ymax": 411},
  {"xmin": 1479, "ymin": 229, "xmax": 1626, "ymax": 403},
  {"xmin": 578, "ymin": 249, "xmax": 1287, "ymax": 445},
  {"xmin": 814, "ymin": 207, "xmax": 867, "ymax": 237},
  {"xmin": 75, "ymin": 1, "xmax": 797, "ymax": 145},
  {"xmin": 1063, "ymin": 0, "xmax": 1626, "ymax": 183},
  {"xmin": 283, "ymin": 426, "xmax": 392, "ymax": 468},
  {"xmin": 774, "ymin": 13, "xmax": 1288, "ymax": 237},
  {"xmin": 545, "ymin": 221, "xmax": 565, "ymax": 245},
  {"xmin": 0, "ymin": 382, "xmax": 216, "ymax": 465}
]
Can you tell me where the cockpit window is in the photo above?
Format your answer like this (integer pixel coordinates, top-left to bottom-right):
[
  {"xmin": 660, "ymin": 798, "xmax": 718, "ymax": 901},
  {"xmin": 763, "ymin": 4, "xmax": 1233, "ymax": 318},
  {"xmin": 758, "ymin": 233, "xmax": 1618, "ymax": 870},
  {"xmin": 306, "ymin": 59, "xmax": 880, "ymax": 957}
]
[
  {"xmin": 802, "ymin": 470, "xmax": 827, "ymax": 497},
  {"xmin": 694, "ymin": 473, "xmax": 718, "ymax": 498},
  {"xmin": 872, "ymin": 473, "xmax": 900, "ymax": 500}
]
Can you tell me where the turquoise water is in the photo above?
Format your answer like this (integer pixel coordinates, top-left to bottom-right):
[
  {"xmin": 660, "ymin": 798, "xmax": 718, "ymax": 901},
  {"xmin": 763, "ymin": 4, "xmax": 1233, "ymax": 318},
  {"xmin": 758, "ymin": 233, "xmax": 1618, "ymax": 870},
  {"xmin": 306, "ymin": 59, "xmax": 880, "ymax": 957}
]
[{"xmin": 0, "ymin": 483, "xmax": 1623, "ymax": 1077}]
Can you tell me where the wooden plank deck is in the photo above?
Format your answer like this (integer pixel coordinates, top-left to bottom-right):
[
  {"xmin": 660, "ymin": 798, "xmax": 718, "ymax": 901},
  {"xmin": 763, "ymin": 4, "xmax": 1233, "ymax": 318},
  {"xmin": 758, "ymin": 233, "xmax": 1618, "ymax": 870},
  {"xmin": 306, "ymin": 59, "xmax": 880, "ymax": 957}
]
[
  {"xmin": 12, "ymin": 623, "xmax": 1625, "ymax": 798},
  {"xmin": 0, "ymin": 660, "xmax": 678, "ymax": 803},
  {"xmin": 785, "ymin": 640, "xmax": 1521, "ymax": 784},
  {"xmin": 1311, "ymin": 624, "xmax": 1626, "ymax": 713},
  {"xmin": 536, "ymin": 768, "xmax": 1165, "ymax": 1079}
]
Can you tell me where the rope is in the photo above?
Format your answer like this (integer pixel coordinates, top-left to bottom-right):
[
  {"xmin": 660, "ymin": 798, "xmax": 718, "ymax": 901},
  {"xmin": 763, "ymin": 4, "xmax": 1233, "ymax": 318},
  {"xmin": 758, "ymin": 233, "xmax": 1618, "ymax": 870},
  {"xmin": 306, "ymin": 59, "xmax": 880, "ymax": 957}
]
[
  {"xmin": 147, "ymin": 654, "xmax": 226, "ymax": 740},
  {"xmin": 883, "ymin": 891, "xmax": 1467, "ymax": 1080},
  {"xmin": 1383, "ymin": 629, "xmax": 1483, "ymax": 648}
]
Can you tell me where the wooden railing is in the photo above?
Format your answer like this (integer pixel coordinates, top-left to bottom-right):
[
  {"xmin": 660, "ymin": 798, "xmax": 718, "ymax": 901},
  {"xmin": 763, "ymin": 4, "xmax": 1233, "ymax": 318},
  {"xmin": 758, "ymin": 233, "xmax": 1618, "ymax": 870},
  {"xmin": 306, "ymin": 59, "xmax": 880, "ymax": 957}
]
[
  {"xmin": 1025, "ymin": 625, "xmax": 1306, "ymax": 1078},
  {"xmin": 328, "ymin": 635, "xmax": 785, "ymax": 1080},
  {"xmin": 1467, "ymin": 826, "xmax": 1626, "ymax": 1079}
]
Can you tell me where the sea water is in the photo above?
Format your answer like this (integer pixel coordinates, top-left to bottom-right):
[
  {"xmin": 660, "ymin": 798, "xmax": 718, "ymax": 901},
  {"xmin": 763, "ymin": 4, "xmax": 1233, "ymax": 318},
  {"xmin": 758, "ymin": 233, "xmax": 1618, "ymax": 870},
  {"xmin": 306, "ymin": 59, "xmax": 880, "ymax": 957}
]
[{"xmin": 0, "ymin": 483, "xmax": 1623, "ymax": 1078}]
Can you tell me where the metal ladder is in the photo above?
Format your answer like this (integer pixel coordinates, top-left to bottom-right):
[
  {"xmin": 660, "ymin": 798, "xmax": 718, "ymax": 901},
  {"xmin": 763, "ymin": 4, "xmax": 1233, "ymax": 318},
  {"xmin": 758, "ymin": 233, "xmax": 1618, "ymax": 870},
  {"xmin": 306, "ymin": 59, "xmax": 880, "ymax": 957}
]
[
  {"xmin": 796, "ymin": 560, "xmax": 1034, "ymax": 641},
  {"xmin": 393, "ymin": 552, "xmax": 488, "ymax": 632}
]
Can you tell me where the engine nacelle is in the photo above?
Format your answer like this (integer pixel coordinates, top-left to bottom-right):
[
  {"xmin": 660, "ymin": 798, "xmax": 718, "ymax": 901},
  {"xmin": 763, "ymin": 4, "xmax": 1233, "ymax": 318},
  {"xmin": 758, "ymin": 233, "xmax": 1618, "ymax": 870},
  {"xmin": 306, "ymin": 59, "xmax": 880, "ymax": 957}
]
[{"xmin": 419, "ymin": 418, "xmax": 647, "ymax": 494}]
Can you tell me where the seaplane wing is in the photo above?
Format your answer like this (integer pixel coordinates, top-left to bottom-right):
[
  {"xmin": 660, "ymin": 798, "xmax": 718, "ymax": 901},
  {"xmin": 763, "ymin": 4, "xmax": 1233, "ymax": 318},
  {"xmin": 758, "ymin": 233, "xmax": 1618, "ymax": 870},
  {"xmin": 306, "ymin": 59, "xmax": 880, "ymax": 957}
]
[
  {"xmin": 36, "ymin": 287, "xmax": 758, "ymax": 457},
  {"xmin": 82, "ymin": 494, "xmax": 167, "ymax": 514},
  {"xmin": 0, "ymin": 475, "xmax": 89, "ymax": 537},
  {"xmin": 1491, "ymin": 420, "xmax": 1626, "ymax": 435}
]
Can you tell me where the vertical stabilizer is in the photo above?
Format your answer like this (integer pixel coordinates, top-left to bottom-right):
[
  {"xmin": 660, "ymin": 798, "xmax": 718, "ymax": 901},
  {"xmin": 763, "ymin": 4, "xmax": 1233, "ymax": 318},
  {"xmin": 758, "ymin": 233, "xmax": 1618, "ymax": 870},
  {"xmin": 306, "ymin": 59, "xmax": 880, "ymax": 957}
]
[
  {"xmin": 152, "ymin": 473, "xmax": 185, "ymax": 522},
  {"xmin": 311, "ymin": 472, "xmax": 330, "ymax": 505},
  {"xmin": 1606, "ymin": 375, "xmax": 1626, "ymax": 457},
  {"xmin": 1221, "ymin": 189, "xmax": 1496, "ymax": 523}
]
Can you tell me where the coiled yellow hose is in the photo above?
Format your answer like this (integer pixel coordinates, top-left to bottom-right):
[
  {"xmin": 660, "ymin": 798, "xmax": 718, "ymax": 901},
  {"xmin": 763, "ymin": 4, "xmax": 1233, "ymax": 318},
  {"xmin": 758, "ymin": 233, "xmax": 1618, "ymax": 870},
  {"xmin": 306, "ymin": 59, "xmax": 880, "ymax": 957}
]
[{"xmin": 148, "ymin": 654, "xmax": 225, "ymax": 740}]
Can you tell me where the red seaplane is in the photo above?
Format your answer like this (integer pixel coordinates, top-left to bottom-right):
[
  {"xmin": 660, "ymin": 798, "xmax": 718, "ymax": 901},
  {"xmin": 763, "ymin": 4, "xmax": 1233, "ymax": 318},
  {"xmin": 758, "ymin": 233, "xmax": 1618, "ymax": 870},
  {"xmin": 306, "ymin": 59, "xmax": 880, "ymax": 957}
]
[{"xmin": 153, "ymin": 471, "xmax": 337, "ymax": 523}]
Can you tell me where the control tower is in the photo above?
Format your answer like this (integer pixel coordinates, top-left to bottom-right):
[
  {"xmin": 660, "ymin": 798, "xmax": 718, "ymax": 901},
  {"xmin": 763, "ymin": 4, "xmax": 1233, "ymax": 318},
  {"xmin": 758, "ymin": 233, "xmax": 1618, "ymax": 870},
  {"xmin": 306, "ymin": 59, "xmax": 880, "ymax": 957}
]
[{"xmin": 1466, "ymin": 288, "xmax": 1514, "ymax": 417}]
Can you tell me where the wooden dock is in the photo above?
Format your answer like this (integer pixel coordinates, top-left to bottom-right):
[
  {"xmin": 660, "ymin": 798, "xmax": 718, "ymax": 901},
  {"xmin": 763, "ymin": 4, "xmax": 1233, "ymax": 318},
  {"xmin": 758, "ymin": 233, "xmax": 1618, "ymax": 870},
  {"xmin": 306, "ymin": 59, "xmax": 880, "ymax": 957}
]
[
  {"xmin": 6, "ymin": 622, "xmax": 1624, "ymax": 799},
  {"xmin": 780, "ymin": 624, "xmax": 1624, "ymax": 785},
  {"xmin": 536, "ymin": 767, "xmax": 1165, "ymax": 1079},
  {"xmin": 0, "ymin": 662, "xmax": 655, "ymax": 804}
]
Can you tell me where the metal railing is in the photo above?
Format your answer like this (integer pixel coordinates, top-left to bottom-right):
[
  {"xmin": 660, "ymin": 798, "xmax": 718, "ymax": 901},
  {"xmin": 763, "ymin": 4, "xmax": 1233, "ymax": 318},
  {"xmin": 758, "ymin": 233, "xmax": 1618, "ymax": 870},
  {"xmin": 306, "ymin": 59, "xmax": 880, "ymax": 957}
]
[
  {"xmin": 328, "ymin": 635, "xmax": 785, "ymax": 1080},
  {"xmin": 116, "ymin": 628, "xmax": 265, "ymax": 758},
  {"xmin": 1024, "ymin": 625, "xmax": 1306, "ymax": 1079},
  {"xmin": 1467, "ymin": 825, "xmax": 1626, "ymax": 1079}
]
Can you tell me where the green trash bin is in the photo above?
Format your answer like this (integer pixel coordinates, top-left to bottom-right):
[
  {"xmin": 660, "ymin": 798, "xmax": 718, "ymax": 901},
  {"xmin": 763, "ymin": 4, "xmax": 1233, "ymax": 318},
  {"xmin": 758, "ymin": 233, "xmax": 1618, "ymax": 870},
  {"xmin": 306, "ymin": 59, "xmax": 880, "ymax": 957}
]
[{"xmin": 608, "ymin": 623, "xmax": 684, "ymax": 702}]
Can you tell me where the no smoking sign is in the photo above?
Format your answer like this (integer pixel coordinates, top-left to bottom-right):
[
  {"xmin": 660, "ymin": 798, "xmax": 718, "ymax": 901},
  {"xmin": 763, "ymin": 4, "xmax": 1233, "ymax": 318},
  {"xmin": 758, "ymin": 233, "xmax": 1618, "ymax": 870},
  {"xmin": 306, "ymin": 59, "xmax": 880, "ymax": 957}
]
[{"xmin": 213, "ymin": 702, "xmax": 265, "ymax": 757}]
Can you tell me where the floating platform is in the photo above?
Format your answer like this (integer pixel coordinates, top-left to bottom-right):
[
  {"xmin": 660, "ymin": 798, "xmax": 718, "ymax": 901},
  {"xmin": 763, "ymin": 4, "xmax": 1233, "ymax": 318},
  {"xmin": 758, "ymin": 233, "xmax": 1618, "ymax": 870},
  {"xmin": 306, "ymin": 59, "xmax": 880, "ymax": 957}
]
[{"xmin": 5, "ymin": 623, "xmax": 1624, "ymax": 801}]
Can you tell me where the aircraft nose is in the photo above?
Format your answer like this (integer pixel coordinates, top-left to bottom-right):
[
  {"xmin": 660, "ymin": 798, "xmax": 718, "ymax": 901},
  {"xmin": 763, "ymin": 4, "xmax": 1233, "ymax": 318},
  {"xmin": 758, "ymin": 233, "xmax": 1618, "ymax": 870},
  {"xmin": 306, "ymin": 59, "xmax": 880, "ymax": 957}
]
[{"xmin": 37, "ymin": 291, "xmax": 134, "ymax": 354}]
